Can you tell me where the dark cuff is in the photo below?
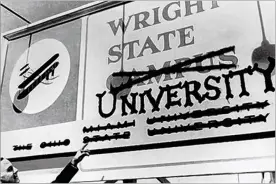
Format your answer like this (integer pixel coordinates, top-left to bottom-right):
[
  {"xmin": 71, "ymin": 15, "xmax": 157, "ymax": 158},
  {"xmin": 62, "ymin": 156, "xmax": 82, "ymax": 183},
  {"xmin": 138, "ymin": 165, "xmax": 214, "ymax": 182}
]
[{"xmin": 51, "ymin": 162, "xmax": 79, "ymax": 183}]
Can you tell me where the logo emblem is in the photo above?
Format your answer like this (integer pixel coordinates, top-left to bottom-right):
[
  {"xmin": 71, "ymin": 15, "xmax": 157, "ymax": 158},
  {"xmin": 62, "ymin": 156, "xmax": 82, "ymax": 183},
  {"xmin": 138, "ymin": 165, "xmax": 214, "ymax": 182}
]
[{"xmin": 9, "ymin": 39, "xmax": 70, "ymax": 114}]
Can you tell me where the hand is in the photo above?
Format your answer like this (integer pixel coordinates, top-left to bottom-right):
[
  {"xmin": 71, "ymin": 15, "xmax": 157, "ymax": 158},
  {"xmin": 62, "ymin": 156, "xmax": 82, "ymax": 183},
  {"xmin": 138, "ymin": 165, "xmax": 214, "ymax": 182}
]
[{"xmin": 71, "ymin": 143, "xmax": 90, "ymax": 167}]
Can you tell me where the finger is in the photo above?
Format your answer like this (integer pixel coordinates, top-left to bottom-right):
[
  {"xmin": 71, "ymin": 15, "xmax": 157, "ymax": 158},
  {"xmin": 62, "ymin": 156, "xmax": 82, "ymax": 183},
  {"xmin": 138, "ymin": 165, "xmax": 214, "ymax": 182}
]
[
  {"xmin": 83, "ymin": 152, "xmax": 90, "ymax": 157},
  {"xmin": 81, "ymin": 143, "xmax": 89, "ymax": 150},
  {"xmin": 80, "ymin": 153, "xmax": 90, "ymax": 159},
  {"xmin": 81, "ymin": 150, "xmax": 90, "ymax": 156}
]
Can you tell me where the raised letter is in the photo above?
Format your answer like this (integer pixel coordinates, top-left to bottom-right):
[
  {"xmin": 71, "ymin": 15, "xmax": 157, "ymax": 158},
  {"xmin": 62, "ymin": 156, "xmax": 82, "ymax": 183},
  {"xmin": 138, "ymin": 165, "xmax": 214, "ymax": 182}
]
[
  {"xmin": 177, "ymin": 26, "xmax": 195, "ymax": 48},
  {"xmin": 158, "ymin": 30, "xmax": 176, "ymax": 51},
  {"xmin": 163, "ymin": 2, "xmax": 181, "ymax": 21},
  {"xmin": 203, "ymin": 75, "xmax": 221, "ymax": 100},
  {"xmin": 108, "ymin": 44, "xmax": 122, "ymax": 64},
  {"xmin": 107, "ymin": 15, "xmax": 134, "ymax": 36},
  {"xmin": 255, "ymin": 57, "xmax": 275, "ymax": 93},
  {"xmin": 144, "ymin": 88, "xmax": 165, "ymax": 112},
  {"xmin": 121, "ymin": 93, "xmax": 138, "ymax": 116},
  {"xmin": 134, "ymin": 11, "xmax": 151, "ymax": 31},
  {"xmin": 124, "ymin": 40, "xmax": 140, "ymax": 60},
  {"xmin": 183, "ymin": 80, "xmax": 204, "ymax": 107},
  {"xmin": 137, "ymin": 36, "xmax": 161, "ymax": 57},
  {"xmin": 185, "ymin": 1, "xmax": 204, "ymax": 16},
  {"xmin": 96, "ymin": 91, "xmax": 117, "ymax": 118},
  {"xmin": 163, "ymin": 82, "xmax": 182, "ymax": 109}
]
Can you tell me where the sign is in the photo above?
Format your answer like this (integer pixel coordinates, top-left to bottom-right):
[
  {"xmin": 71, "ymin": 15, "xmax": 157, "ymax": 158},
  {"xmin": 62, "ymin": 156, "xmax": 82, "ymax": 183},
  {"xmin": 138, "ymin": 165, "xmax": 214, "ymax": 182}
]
[
  {"xmin": 81, "ymin": 1, "xmax": 275, "ymax": 171},
  {"xmin": 1, "ymin": 19, "xmax": 81, "ymax": 158},
  {"xmin": 1, "ymin": 1, "xmax": 274, "ymax": 178}
]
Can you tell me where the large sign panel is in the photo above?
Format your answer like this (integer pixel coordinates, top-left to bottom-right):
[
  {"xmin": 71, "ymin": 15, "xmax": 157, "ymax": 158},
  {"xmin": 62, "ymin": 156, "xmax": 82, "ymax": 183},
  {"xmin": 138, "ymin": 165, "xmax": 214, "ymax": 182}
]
[
  {"xmin": 1, "ymin": 19, "xmax": 81, "ymax": 158},
  {"xmin": 1, "ymin": 1, "xmax": 274, "ymax": 175},
  {"xmin": 82, "ymin": 1, "xmax": 275, "ymax": 170}
]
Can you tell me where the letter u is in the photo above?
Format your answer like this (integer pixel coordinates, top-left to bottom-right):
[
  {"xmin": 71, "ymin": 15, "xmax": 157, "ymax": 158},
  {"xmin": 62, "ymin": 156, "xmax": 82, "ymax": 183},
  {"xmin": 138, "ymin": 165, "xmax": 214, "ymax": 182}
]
[{"xmin": 96, "ymin": 91, "xmax": 117, "ymax": 118}]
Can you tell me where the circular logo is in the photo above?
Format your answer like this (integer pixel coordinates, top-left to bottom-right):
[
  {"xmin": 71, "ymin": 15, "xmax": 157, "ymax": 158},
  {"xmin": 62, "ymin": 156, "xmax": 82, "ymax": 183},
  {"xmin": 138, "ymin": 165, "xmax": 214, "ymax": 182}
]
[{"xmin": 9, "ymin": 39, "xmax": 70, "ymax": 114}]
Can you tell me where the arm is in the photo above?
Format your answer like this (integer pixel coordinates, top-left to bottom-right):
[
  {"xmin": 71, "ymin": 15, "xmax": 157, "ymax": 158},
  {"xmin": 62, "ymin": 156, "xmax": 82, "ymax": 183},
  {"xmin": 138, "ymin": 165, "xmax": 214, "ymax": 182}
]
[
  {"xmin": 51, "ymin": 161, "xmax": 79, "ymax": 183},
  {"xmin": 51, "ymin": 144, "xmax": 89, "ymax": 183}
]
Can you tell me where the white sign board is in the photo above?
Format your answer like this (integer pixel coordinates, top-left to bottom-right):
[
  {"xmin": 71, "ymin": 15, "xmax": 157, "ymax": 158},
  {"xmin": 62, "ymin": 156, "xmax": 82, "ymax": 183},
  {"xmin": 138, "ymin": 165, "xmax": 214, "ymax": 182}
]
[
  {"xmin": 1, "ymin": 1, "xmax": 274, "ymax": 179},
  {"xmin": 82, "ymin": 1, "xmax": 275, "ymax": 173}
]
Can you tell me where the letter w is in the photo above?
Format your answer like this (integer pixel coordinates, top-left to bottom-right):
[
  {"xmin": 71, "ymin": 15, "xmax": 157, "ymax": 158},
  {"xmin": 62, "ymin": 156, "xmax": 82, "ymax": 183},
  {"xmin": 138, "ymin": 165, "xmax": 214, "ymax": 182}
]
[{"xmin": 107, "ymin": 15, "xmax": 133, "ymax": 36}]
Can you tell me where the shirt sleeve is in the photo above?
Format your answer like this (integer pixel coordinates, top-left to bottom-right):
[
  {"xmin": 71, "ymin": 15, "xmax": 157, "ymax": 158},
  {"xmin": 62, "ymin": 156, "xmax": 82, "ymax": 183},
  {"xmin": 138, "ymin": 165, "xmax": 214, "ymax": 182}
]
[{"xmin": 51, "ymin": 162, "xmax": 79, "ymax": 183}]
